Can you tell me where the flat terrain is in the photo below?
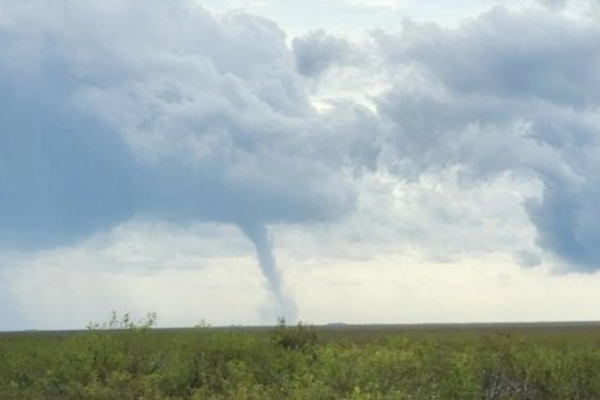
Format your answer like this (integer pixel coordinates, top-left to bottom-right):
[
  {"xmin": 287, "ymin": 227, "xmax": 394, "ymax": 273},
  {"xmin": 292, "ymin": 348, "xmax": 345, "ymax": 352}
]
[
  {"xmin": 5, "ymin": 320, "xmax": 600, "ymax": 338},
  {"xmin": 2, "ymin": 319, "xmax": 600, "ymax": 399}
]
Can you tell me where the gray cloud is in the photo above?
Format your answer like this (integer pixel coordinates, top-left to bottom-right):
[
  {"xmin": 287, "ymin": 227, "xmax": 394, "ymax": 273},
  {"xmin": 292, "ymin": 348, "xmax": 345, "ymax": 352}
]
[
  {"xmin": 376, "ymin": 7, "xmax": 600, "ymax": 106},
  {"xmin": 374, "ymin": 2, "xmax": 600, "ymax": 269},
  {"xmin": 0, "ymin": 0, "xmax": 379, "ymax": 319},
  {"xmin": 537, "ymin": 0, "xmax": 568, "ymax": 9},
  {"xmin": 292, "ymin": 29, "xmax": 354, "ymax": 77},
  {"xmin": 3, "ymin": 0, "xmax": 600, "ymax": 320}
]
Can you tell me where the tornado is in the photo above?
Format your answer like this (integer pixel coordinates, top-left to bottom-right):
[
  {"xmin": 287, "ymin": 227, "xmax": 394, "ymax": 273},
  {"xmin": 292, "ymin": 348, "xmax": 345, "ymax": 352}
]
[{"xmin": 238, "ymin": 222, "xmax": 298, "ymax": 323}]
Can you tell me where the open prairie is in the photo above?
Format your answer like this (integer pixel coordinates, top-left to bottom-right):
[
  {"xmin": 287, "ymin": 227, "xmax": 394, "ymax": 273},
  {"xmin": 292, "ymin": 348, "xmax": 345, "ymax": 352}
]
[{"xmin": 2, "ymin": 318, "xmax": 600, "ymax": 399}]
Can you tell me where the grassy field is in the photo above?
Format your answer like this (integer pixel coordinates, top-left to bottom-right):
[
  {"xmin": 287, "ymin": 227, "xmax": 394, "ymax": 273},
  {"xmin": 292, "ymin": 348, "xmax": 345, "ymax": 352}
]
[{"xmin": 2, "ymin": 315, "xmax": 600, "ymax": 399}]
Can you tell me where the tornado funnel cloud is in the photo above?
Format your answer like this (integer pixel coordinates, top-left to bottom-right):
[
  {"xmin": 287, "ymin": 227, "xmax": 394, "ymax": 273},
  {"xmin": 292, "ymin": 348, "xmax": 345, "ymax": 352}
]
[{"xmin": 238, "ymin": 222, "xmax": 297, "ymax": 322}]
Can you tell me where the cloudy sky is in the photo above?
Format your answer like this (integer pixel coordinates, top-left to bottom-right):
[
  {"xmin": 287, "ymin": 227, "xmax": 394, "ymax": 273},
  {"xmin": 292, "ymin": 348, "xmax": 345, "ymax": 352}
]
[{"xmin": 2, "ymin": 0, "xmax": 600, "ymax": 330}]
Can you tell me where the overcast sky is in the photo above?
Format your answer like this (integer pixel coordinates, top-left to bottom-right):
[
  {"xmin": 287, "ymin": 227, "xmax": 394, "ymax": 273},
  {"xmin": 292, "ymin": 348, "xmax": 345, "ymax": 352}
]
[{"xmin": 2, "ymin": 0, "xmax": 600, "ymax": 330}]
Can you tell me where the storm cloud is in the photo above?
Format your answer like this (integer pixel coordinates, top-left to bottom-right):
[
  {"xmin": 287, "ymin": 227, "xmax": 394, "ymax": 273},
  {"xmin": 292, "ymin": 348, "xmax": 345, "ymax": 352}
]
[
  {"xmin": 292, "ymin": 29, "xmax": 354, "ymax": 77},
  {"xmin": 3, "ymin": 0, "xmax": 600, "ymax": 331},
  {"xmin": 0, "ymin": 0, "xmax": 377, "ymax": 319},
  {"xmin": 374, "ymin": 3, "xmax": 600, "ymax": 269}
]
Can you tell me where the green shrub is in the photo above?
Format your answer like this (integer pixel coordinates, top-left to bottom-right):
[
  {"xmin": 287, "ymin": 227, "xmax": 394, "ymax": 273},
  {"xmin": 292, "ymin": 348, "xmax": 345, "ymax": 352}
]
[
  {"xmin": 4, "ymin": 315, "xmax": 600, "ymax": 399},
  {"xmin": 269, "ymin": 317, "xmax": 319, "ymax": 354}
]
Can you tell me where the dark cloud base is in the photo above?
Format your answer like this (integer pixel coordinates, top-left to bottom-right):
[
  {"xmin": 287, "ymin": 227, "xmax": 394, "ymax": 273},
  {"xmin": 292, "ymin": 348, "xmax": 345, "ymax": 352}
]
[
  {"xmin": 1, "ymin": 0, "xmax": 600, "ymax": 296},
  {"xmin": 0, "ymin": 0, "xmax": 375, "ymax": 320}
]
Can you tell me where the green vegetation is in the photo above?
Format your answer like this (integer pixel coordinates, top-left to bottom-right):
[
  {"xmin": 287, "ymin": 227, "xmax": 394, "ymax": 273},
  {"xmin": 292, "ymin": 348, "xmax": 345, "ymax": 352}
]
[{"xmin": 2, "ymin": 315, "xmax": 600, "ymax": 399}]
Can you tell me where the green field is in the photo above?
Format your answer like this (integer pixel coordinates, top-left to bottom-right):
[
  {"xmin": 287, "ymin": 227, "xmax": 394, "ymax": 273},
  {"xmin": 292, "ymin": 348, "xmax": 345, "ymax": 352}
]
[{"xmin": 2, "ymin": 315, "xmax": 600, "ymax": 399}]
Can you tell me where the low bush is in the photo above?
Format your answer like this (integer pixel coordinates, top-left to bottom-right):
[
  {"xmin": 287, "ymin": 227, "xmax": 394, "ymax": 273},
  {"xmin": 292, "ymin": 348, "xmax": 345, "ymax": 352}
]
[{"xmin": 2, "ymin": 315, "xmax": 600, "ymax": 399}]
